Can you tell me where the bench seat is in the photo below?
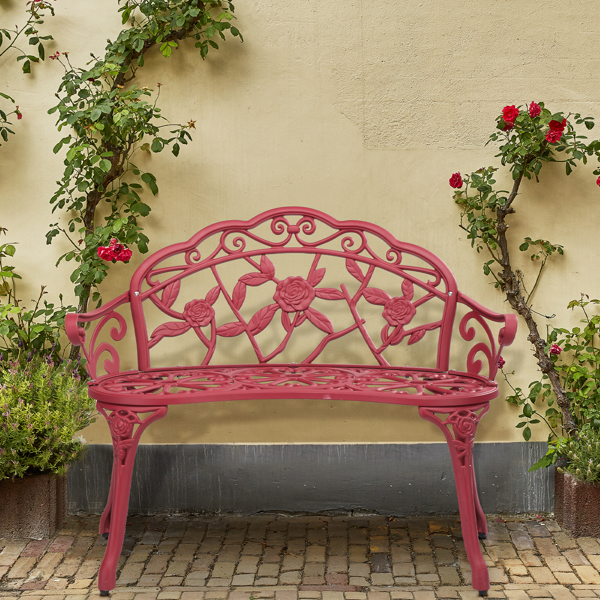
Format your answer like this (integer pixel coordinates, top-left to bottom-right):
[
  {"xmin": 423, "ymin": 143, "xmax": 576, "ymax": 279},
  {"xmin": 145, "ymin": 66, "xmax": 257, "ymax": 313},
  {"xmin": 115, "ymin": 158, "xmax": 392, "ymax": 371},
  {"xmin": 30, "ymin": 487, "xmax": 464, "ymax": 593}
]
[{"xmin": 90, "ymin": 364, "xmax": 498, "ymax": 406}]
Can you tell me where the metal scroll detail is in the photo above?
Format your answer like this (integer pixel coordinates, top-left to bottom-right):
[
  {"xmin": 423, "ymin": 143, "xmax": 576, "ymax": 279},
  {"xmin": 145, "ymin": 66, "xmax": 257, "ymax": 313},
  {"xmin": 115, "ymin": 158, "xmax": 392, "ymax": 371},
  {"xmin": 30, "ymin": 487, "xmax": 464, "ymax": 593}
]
[
  {"xmin": 419, "ymin": 405, "xmax": 490, "ymax": 467},
  {"xmin": 98, "ymin": 405, "xmax": 168, "ymax": 466},
  {"xmin": 83, "ymin": 311, "xmax": 127, "ymax": 380}
]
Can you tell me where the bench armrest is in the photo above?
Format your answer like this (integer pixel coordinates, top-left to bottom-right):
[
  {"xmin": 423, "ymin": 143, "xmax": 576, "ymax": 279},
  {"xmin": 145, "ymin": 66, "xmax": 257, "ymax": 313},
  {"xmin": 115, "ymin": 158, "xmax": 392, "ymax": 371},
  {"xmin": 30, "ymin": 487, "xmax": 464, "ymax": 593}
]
[
  {"xmin": 65, "ymin": 292, "xmax": 130, "ymax": 380},
  {"xmin": 457, "ymin": 292, "xmax": 518, "ymax": 380}
]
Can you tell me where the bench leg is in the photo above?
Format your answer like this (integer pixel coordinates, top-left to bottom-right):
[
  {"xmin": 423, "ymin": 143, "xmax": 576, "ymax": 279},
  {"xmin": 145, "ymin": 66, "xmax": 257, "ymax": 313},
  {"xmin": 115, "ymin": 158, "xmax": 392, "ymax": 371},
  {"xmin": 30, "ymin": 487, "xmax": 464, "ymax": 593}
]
[
  {"xmin": 99, "ymin": 454, "xmax": 117, "ymax": 538},
  {"xmin": 419, "ymin": 405, "xmax": 490, "ymax": 595},
  {"xmin": 96, "ymin": 404, "xmax": 168, "ymax": 595}
]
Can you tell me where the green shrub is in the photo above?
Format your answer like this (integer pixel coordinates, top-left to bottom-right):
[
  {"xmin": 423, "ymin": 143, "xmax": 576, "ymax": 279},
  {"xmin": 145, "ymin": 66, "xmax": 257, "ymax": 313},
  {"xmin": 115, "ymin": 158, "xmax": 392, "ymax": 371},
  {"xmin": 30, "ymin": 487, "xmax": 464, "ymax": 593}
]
[{"xmin": 0, "ymin": 352, "xmax": 95, "ymax": 480}]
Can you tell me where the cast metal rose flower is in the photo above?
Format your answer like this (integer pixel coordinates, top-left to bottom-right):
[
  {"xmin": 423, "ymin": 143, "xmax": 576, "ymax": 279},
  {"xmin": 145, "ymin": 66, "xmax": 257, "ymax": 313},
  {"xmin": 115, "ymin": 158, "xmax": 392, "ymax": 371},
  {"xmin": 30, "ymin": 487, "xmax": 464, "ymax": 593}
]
[
  {"xmin": 183, "ymin": 299, "xmax": 215, "ymax": 327},
  {"xmin": 448, "ymin": 410, "xmax": 478, "ymax": 438},
  {"xmin": 382, "ymin": 296, "xmax": 416, "ymax": 327},
  {"xmin": 274, "ymin": 276, "xmax": 316, "ymax": 312},
  {"xmin": 111, "ymin": 415, "xmax": 133, "ymax": 438}
]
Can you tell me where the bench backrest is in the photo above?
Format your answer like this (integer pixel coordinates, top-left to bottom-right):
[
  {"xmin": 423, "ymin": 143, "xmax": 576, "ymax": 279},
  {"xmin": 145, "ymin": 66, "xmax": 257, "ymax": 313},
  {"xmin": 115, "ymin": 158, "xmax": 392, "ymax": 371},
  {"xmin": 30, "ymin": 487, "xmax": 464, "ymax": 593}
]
[{"xmin": 128, "ymin": 207, "xmax": 459, "ymax": 371}]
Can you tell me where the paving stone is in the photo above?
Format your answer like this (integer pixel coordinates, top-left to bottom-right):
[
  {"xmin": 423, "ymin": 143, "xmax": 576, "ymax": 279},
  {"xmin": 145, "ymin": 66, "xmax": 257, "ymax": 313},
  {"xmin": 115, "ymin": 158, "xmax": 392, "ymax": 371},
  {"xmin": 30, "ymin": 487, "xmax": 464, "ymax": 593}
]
[
  {"xmin": 306, "ymin": 546, "xmax": 326, "ymax": 562},
  {"xmin": 117, "ymin": 561, "xmax": 145, "ymax": 585},
  {"xmin": 392, "ymin": 563, "xmax": 414, "ymax": 577},
  {"xmin": 555, "ymin": 572, "xmax": 582, "ymax": 585},
  {"xmin": 529, "ymin": 567, "xmax": 558, "ymax": 584},
  {"xmin": 487, "ymin": 567, "xmax": 509, "ymax": 584},
  {"xmin": 554, "ymin": 533, "xmax": 578, "ymax": 551},
  {"xmin": 574, "ymin": 567, "xmax": 600, "ymax": 584},
  {"xmin": 212, "ymin": 562, "xmax": 236, "ymax": 578},
  {"xmin": 21, "ymin": 541, "xmax": 49, "ymax": 558},
  {"xmin": 371, "ymin": 573, "xmax": 395, "ymax": 585},
  {"xmin": 237, "ymin": 556, "xmax": 260, "ymax": 574},
  {"xmin": 510, "ymin": 532, "xmax": 535, "ymax": 551},
  {"xmin": 349, "ymin": 547, "xmax": 368, "ymax": 563},
  {"xmin": 280, "ymin": 570, "xmax": 302, "ymax": 584},
  {"xmin": 546, "ymin": 585, "xmax": 577, "ymax": 600},
  {"xmin": 438, "ymin": 566, "xmax": 461, "ymax": 585},
  {"xmin": 519, "ymin": 552, "xmax": 544, "ymax": 568},
  {"xmin": 371, "ymin": 553, "xmax": 392, "ymax": 573},
  {"xmin": 7, "ymin": 557, "xmax": 37, "ymax": 579},
  {"xmin": 145, "ymin": 555, "xmax": 171, "ymax": 574},
  {"xmin": 258, "ymin": 564, "xmax": 281, "ymax": 578},
  {"xmin": 328, "ymin": 556, "xmax": 348, "ymax": 573},
  {"xmin": 534, "ymin": 539, "xmax": 561, "ymax": 557},
  {"xmin": 564, "ymin": 551, "xmax": 593, "ymax": 567},
  {"xmin": 578, "ymin": 539, "xmax": 600, "ymax": 555}
]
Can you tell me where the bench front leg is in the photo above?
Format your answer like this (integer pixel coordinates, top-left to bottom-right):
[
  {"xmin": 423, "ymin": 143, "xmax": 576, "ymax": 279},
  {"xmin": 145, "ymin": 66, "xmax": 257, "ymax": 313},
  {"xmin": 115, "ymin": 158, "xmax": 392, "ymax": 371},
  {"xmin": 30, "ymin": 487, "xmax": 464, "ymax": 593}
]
[
  {"xmin": 419, "ymin": 404, "xmax": 490, "ymax": 595},
  {"xmin": 96, "ymin": 403, "xmax": 168, "ymax": 596}
]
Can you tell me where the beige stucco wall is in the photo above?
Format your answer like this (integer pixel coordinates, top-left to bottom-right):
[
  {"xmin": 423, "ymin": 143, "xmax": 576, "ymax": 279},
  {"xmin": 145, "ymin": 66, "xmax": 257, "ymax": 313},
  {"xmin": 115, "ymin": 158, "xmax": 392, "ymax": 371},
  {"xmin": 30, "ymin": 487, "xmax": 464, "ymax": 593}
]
[{"xmin": 2, "ymin": 0, "xmax": 600, "ymax": 444}]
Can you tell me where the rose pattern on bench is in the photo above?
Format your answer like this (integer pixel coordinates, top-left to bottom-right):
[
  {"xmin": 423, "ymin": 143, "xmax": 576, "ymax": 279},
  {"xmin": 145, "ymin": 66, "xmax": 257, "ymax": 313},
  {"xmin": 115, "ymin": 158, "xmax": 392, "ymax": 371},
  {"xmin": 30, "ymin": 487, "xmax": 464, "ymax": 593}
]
[{"xmin": 146, "ymin": 247, "xmax": 445, "ymax": 366}]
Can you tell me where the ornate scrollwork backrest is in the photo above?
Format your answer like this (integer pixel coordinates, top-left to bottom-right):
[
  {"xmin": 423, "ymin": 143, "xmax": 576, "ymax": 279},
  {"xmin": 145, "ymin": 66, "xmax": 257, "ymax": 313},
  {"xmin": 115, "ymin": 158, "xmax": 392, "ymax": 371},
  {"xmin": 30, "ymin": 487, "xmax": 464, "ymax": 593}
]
[{"xmin": 129, "ymin": 207, "xmax": 459, "ymax": 371}]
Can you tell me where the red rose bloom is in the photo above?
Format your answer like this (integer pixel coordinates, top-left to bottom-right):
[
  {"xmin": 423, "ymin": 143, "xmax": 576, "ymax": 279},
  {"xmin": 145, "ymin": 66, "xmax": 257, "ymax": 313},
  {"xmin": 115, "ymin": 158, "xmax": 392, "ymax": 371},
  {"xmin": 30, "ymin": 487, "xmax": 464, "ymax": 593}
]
[
  {"xmin": 449, "ymin": 173, "xmax": 463, "ymax": 189},
  {"xmin": 596, "ymin": 176, "xmax": 600, "ymax": 186},
  {"xmin": 502, "ymin": 105, "xmax": 519, "ymax": 128},
  {"xmin": 545, "ymin": 119, "xmax": 566, "ymax": 144},
  {"xmin": 528, "ymin": 102, "xmax": 541, "ymax": 118},
  {"xmin": 183, "ymin": 299, "xmax": 215, "ymax": 327},
  {"xmin": 497, "ymin": 356, "xmax": 506, "ymax": 369},
  {"xmin": 382, "ymin": 296, "xmax": 416, "ymax": 327},
  {"xmin": 274, "ymin": 276, "xmax": 315, "ymax": 312},
  {"xmin": 549, "ymin": 343, "xmax": 562, "ymax": 355},
  {"xmin": 97, "ymin": 239, "xmax": 132, "ymax": 263}
]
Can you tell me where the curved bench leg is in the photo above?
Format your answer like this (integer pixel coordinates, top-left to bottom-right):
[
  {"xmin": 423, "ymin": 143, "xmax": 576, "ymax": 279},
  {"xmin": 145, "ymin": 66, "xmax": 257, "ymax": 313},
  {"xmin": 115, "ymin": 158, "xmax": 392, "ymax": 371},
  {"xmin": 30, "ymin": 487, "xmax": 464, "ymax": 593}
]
[
  {"xmin": 96, "ymin": 404, "xmax": 168, "ymax": 595},
  {"xmin": 419, "ymin": 405, "xmax": 490, "ymax": 595}
]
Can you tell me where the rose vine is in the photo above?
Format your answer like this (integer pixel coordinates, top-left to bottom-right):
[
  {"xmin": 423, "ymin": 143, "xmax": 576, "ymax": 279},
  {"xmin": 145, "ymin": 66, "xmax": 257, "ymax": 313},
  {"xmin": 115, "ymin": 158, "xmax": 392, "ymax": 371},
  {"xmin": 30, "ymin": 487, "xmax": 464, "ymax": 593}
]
[
  {"xmin": 45, "ymin": 0, "xmax": 243, "ymax": 328},
  {"xmin": 451, "ymin": 102, "xmax": 600, "ymax": 471}
]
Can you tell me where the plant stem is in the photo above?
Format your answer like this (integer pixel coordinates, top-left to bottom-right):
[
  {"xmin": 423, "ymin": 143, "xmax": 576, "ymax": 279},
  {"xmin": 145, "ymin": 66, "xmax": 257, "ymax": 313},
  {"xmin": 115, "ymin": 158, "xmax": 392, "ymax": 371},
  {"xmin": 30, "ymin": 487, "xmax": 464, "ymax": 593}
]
[{"xmin": 496, "ymin": 167, "xmax": 578, "ymax": 436}]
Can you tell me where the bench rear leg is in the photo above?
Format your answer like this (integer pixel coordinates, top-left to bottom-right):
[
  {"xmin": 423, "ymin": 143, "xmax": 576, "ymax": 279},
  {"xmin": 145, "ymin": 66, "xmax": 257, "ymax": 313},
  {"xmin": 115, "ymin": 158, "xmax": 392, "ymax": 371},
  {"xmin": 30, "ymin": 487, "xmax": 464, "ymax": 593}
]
[
  {"xmin": 96, "ymin": 404, "xmax": 168, "ymax": 595},
  {"xmin": 419, "ymin": 405, "xmax": 490, "ymax": 595}
]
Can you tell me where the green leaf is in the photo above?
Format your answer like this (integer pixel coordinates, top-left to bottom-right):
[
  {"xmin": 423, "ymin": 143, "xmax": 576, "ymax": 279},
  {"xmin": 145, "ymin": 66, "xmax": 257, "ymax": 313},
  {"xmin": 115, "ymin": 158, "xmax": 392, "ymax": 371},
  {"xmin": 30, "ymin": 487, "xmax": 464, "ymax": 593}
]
[
  {"xmin": 99, "ymin": 159, "xmax": 112, "ymax": 172},
  {"xmin": 151, "ymin": 138, "xmax": 163, "ymax": 153},
  {"xmin": 22, "ymin": 60, "xmax": 31, "ymax": 74},
  {"xmin": 585, "ymin": 121, "xmax": 595, "ymax": 130},
  {"xmin": 523, "ymin": 426, "xmax": 531, "ymax": 441},
  {"xmin": 90, "ymin": 108, "xmax": 102, "ymax": 122}
]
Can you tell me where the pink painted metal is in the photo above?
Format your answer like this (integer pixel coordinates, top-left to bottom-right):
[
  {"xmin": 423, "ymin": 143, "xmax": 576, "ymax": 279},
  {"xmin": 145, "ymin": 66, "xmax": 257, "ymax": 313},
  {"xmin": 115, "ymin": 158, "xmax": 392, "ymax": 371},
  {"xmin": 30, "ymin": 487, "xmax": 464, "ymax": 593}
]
[{"xmin": 66, "ymin": 207, "xmax": 517, "ymax": 596}]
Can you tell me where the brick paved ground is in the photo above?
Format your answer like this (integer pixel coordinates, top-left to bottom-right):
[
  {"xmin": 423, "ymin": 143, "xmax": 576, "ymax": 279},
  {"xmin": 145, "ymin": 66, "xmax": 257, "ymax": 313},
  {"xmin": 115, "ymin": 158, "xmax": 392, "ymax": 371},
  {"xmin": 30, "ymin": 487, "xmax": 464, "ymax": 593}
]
[{"xmin": 1, "ymin": 514, "xmax": 600, "ymax": 599}]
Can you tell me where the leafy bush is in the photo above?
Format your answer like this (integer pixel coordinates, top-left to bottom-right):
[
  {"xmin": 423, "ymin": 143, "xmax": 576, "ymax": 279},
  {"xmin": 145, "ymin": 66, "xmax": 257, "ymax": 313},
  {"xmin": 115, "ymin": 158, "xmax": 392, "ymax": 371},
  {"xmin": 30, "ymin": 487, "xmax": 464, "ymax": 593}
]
[{"xmin": 0, "ymin": 352, "xmax": 95, "ymax": 480}]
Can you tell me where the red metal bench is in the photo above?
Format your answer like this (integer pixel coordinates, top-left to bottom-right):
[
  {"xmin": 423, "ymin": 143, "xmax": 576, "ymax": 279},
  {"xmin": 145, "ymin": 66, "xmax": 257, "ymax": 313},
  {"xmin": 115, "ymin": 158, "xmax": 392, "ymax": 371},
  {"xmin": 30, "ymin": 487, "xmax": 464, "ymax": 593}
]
[{"xmin": 66, "ymin": 207, "xmax": 517, "ymax": 596}]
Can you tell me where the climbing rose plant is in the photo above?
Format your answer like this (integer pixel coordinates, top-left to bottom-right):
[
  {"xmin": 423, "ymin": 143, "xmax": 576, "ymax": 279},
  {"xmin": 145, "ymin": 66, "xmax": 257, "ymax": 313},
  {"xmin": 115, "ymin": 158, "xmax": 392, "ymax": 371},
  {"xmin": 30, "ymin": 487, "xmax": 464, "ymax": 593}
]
[
  {"xmin": 451, "ymin": 102, "xmax": 600, "ymax": 480},
  {"xmin": 45, "ymin": 0, "xmax": 243, "ymax": 319}
]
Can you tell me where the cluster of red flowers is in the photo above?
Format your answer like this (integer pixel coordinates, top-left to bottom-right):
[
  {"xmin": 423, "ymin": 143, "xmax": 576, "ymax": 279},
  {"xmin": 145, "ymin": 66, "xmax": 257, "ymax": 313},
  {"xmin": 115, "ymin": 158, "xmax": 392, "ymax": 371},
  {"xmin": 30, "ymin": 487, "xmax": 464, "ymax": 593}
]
[
  {"xmin": 497, "ymin": 356, "xmax": 506, "ymax": 369},
  {"xmin": 545, "ymin": 119, "xmax": 566, "ymax": 144},
  {"xmin": 97, "ymin": 239, "xmax": 132, "ymax": 263},
  {"xmin": 449, "ymin": 172, "xmax": 463, "ymax": 189}
]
